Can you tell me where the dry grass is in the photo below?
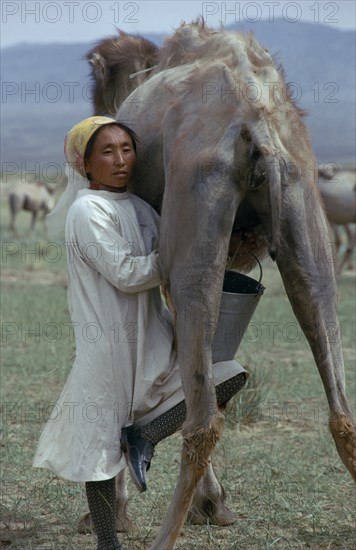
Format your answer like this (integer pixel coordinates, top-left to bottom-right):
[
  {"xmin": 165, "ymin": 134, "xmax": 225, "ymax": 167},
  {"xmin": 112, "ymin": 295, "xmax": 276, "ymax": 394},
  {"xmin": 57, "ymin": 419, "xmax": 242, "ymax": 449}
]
[{"xmin": 1, "ymin": 197, "xmax": 355, "ymax": 549}]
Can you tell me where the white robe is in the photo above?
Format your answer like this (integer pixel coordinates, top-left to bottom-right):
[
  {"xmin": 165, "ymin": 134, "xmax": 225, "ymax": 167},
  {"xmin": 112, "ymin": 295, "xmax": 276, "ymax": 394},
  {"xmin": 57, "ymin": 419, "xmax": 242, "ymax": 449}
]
[{"xmin": 33, "ymin": 189, "xmax": 245, "ymax": 481}]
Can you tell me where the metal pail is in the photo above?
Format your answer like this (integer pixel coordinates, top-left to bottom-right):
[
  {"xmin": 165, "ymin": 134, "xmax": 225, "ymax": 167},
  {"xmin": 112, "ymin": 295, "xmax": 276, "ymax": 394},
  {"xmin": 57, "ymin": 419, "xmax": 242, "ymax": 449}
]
[{"xmin": 212, "ymin": 258, "xmax": 265, "ymax": 362}]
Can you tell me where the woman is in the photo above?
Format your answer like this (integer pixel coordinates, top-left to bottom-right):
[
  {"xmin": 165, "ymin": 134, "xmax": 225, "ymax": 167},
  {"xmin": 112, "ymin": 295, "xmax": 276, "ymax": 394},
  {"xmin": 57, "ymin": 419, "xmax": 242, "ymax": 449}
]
[{"xmin": 33, "ymin": 116, "xmax": 247, "ymax": 550}]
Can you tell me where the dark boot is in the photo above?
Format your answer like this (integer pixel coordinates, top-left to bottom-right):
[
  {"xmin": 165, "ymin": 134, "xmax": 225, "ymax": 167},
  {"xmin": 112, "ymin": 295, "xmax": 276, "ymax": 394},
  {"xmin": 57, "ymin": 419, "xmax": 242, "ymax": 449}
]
[{"xmin": 120, "ymin": 426, "xmax": 155, "ymax": 493}]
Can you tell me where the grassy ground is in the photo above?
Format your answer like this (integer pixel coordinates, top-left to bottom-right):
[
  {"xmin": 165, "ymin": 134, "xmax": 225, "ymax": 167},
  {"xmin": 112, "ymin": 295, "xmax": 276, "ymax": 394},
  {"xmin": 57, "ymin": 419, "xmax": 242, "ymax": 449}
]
[{"xmin": 0, "ymin": 192, "xmax": 355, "ymax": 549}]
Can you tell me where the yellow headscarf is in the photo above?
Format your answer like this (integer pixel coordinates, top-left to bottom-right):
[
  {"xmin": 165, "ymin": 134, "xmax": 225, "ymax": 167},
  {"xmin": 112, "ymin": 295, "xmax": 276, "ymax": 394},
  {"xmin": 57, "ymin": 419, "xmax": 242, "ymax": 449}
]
[
  {"xmin": 47, "ymin": 116, "xmax": 117, "ymax": 238},
  {"xmin": 64, "ymin": 116, "xmax": 117, "ymax": 176}
]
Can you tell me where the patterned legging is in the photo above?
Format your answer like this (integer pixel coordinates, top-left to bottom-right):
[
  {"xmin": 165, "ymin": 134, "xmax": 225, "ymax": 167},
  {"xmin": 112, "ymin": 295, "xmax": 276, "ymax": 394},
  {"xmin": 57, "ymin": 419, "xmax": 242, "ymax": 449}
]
[
  {"xmin": 141, "ymin": 372, "xmax": 247, "ymax": 444},
  {"xmin": 85, "ymin": 478, "xmax": 123, "ymax": 550}
]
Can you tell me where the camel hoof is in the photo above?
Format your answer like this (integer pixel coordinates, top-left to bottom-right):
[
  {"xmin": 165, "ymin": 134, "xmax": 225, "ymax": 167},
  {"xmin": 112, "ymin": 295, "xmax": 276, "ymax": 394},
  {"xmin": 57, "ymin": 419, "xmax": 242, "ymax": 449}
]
[
  {"xmin": 186, "ymin": 502, "xmax": 238, "ymax": 526},
  {"xmin": 329, "ymin": 412, "xmax": 356, "ymax": 482},
  {"xmin": 116, "ymin": 513, "xmax": 136, "ymax": 533},
  {"xmin": 209, "ymin": 504, "xmax": 238, "ymax": 526},
  {"xmin": 186, "ymin": 506, "xmax": 209, "ymax": 525},
  {"xmin": 77, "ymin": 511, "xmax": 136, "ymax": 534}
]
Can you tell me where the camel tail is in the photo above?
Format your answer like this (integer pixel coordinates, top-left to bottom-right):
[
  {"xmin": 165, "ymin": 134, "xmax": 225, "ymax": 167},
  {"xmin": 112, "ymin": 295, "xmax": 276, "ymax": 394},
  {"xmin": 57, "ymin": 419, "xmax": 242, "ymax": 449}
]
[
  {"xmin": 247, "ymin": 119, "xmax": 282, "ymax": 261},
  {"xmin": 266, "ymin": 154, "xmax": 281, "ymax": 261}
]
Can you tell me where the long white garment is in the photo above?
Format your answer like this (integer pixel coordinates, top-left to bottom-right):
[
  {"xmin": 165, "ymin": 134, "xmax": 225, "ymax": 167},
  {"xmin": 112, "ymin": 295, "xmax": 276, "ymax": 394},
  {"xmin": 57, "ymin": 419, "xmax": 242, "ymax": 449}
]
[{"xmin": 33, "ymin": 189, "xmax": 245, "ymax": 481}]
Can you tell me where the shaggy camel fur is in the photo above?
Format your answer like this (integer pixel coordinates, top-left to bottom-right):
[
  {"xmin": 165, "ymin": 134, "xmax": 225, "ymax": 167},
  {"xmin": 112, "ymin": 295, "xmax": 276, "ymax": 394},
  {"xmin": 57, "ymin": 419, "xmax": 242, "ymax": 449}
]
[{"xmin": 85, "ymin": 21, "xmax": 356, "ymax": 549}]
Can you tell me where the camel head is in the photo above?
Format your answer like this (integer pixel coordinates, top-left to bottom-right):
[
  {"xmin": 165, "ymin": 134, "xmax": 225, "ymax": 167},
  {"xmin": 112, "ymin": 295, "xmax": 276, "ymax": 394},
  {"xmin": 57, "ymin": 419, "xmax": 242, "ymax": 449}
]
[{"xmin": 86, "ymin": 30, "xmax": 159, "ymax": 116}]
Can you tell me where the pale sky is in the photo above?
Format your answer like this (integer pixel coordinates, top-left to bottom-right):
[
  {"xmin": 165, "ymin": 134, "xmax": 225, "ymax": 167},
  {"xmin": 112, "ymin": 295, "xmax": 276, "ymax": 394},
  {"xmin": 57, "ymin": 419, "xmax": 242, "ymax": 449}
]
[{"xmin": 1, "ymin": 0, "xmax": 355, "ymax": 48}]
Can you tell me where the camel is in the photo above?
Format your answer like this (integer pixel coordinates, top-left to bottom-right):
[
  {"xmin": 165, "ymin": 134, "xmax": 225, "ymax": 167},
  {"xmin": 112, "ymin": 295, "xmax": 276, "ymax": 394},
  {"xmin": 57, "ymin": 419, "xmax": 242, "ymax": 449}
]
[
  {"xmin": 317, "ymin": 166, "xmax": 356, "ymax": 273},
  {"xmin": 8, "ymin": 180, "xmax": 55, "ymax": 236},
  {"xmin": 84, "ymin": 22, "xmax": 356, "ymax": 549}
]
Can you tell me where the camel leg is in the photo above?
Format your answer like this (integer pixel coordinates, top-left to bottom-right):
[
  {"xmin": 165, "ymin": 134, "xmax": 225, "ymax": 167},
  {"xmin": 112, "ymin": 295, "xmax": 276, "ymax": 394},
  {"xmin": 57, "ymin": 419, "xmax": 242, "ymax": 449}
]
[
  {"xmin": 332, "ymin": 224, "xmax": 342, "ymax": 254},
  {"xmin": 148, "ymin": 261, "xmax": 226, "ymax": 550},
  {"xmin": 8, "ymin": 195, "xmax": 19, "ymax": 236},
  {"xmin": 340, "ymin": 224, "xmax": 355, "ymax": 272},
  {"xmin": 77, "ymin": 469, "xmax": 135, "ymax": 534},
  {"xmin": 274, "ymin": 187, "xmax": 356, "ymax": 480},
  {"xmin": 332, "ymin": 225, "xmax": 342, "ymax": 275},
  {"xmin": 30, "ymin": 211, "xmax": 38, "ymax": 233},
  {"xmin": 149, "ymin": 169, "xmax": 240, "ymax": 548},
  {"xmin": 8, "ymin": 212, "xmax": 16, "ymax": 234},
  {"xmin": 8, "ymin": 217, "xmax": 18, "ymax": 237},
  {"xmin": 114, "ymin": 469, "xmax": 135, "ymax": 532}
]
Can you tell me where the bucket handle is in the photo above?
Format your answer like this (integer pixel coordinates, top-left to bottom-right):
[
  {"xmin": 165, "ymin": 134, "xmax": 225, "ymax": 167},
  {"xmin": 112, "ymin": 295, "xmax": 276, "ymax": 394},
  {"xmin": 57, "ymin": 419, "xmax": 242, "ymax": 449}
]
[
  {"xmin": 249, "ymin": 252, "xmax": 263, "ymax": 286},
  {"xmin": 227, "ymin": 247, "xmax": 263, "ymax": 285},
  {"xmin": 226, "ymin": 237, "xmax": 263, "ymax": 286}
]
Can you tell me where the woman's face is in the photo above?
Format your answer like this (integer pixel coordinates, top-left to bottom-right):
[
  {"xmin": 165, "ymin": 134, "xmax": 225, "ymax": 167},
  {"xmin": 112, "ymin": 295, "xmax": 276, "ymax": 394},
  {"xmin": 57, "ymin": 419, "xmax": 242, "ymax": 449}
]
[{"xmin": 84, "ymin": 126, "xmax": 136, "ymax": 189}]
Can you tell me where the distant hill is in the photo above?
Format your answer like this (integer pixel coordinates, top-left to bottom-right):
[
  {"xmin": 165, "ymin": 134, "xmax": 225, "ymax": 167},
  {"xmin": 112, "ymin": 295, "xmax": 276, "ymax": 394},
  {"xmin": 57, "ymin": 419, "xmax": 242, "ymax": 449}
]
[{"xmin": 1, "ymin": 20, "xmax": 355, "ymax": 177}]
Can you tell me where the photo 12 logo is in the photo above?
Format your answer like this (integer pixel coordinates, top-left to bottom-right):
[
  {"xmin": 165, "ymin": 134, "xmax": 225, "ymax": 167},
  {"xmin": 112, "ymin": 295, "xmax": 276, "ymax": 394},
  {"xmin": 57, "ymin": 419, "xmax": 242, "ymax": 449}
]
[
  {"xmin": 1, "ymin": 1, "xmax": 140, "ymax": 24},
  {"xmin": 201, "ymin": 2, "xmax": 340, "ymax": 25}
]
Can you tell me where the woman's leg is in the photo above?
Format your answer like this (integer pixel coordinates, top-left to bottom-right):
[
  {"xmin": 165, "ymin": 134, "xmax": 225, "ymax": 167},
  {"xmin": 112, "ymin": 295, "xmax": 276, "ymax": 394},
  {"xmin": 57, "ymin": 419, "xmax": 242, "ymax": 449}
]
[
  {"xmin": 85, "ymin": 478, "xmax": 124, "ymax": 550},
  {"xmin": 141, "ymin": 372, "xmax": 247, "ymax": 444}
]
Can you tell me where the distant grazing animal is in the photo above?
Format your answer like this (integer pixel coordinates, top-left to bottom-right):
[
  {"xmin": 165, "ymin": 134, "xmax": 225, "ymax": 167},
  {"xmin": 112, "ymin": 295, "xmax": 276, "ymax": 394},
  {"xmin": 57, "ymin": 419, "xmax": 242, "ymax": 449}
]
[
  {"xmin": 318, "ymin": 166, "xmax": 356, "ymax": 273},
  {"xmin": 85, "ymin": 22, "xmax": 356, "ymax": 549},
  {"xmin": 8, "ymin": 181, "xmax": 55, "ymax": 235}
]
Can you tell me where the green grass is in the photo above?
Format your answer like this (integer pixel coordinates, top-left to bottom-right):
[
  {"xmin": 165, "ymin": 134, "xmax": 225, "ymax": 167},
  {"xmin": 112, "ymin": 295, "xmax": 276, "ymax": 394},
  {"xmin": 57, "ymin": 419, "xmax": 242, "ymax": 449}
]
[{"xmin": 1, "ymin": 192, "xmax": 355, "ymax": 549}]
